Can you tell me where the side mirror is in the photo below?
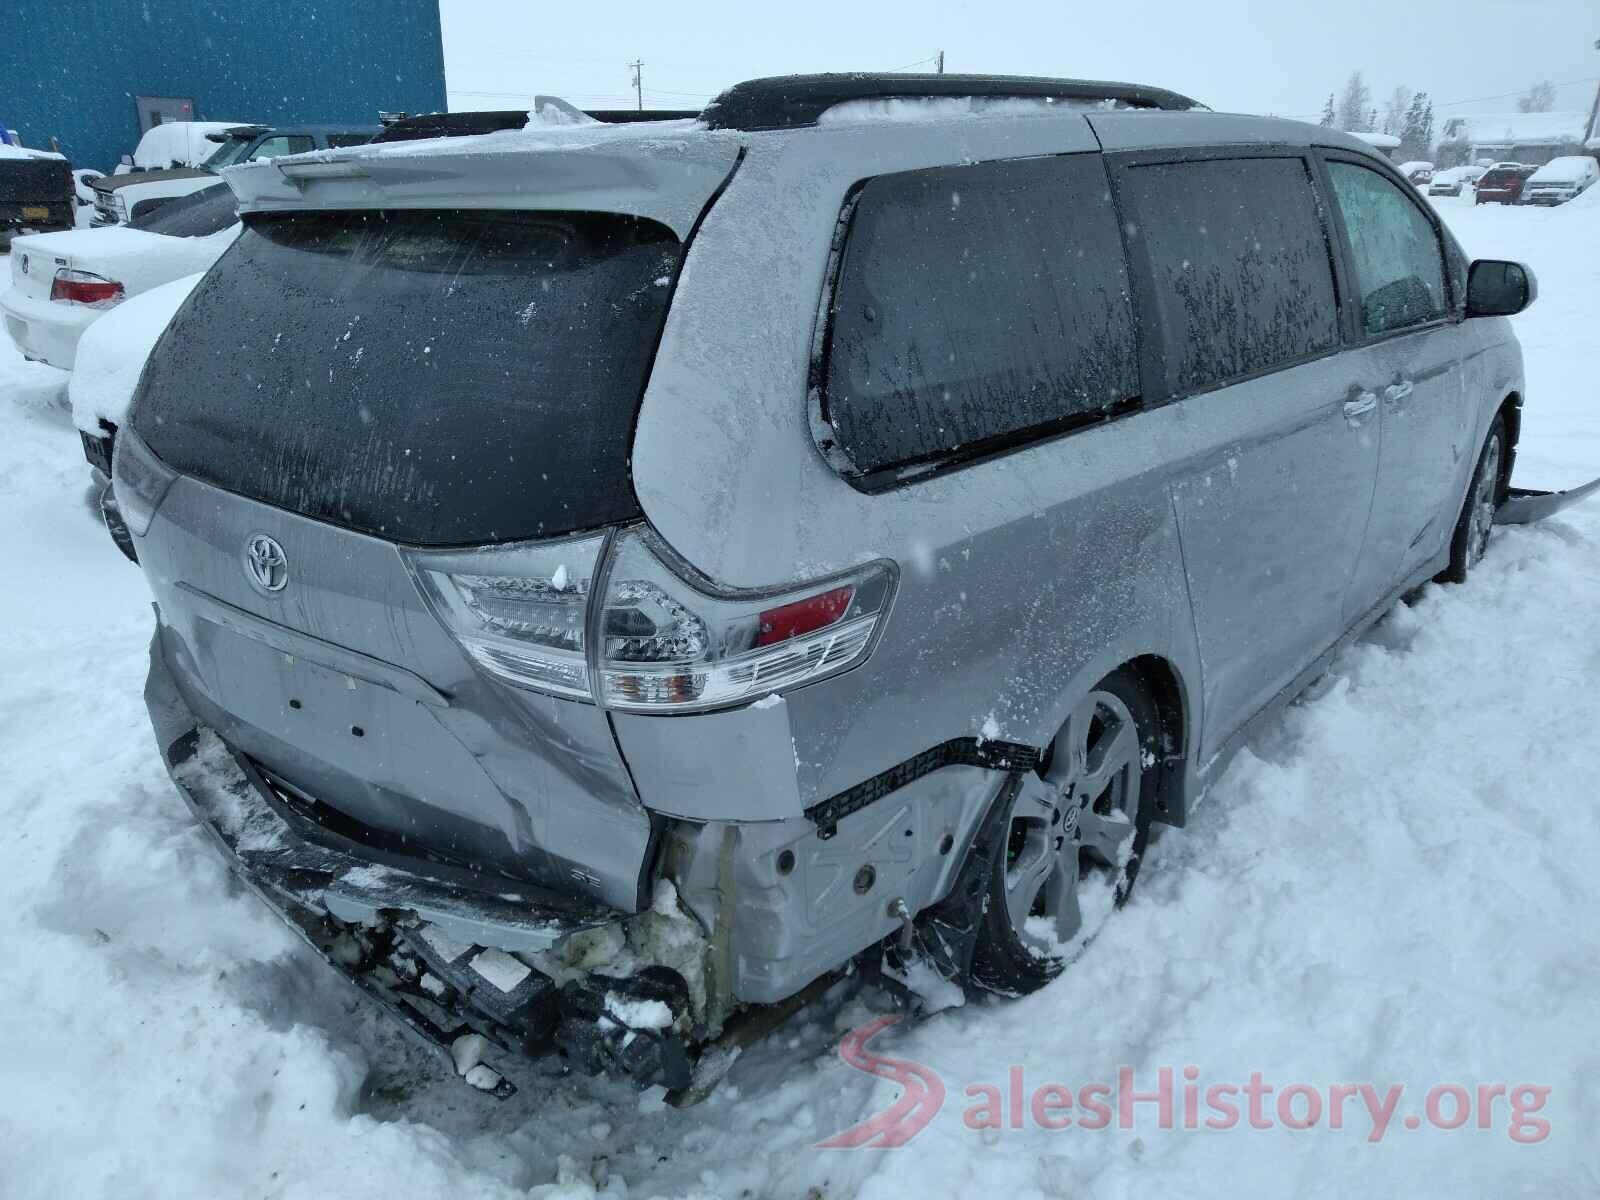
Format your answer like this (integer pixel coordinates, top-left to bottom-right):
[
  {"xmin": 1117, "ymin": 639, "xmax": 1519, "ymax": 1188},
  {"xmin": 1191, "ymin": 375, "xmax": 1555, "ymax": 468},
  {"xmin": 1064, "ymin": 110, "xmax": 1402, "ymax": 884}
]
[
  {"xmin": 119, "ymin": 153, "xmax": 133, "ymax": 166},
  {"xmin": 1465, "ymin": 259, "xmax": 1536, "ymax": 318}
]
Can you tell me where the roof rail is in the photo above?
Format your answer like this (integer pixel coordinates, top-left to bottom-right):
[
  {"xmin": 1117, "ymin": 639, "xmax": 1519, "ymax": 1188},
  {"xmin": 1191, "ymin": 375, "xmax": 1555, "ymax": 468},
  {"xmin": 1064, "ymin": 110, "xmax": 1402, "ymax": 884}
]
[
  {"xmin": 369, "ymin": 104, "xmax": 701, "ymax": 144},
  {"xmin": 701, "ymin": 72, "xmax": 1202, "ymax": 131}
]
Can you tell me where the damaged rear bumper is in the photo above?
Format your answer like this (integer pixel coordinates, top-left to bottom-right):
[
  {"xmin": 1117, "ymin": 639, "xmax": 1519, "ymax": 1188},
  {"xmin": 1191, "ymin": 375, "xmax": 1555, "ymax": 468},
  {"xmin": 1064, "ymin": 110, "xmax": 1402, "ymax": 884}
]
[{"xmin": 143, "ymin": 630, "xmax": 700, "ymax": 1093}]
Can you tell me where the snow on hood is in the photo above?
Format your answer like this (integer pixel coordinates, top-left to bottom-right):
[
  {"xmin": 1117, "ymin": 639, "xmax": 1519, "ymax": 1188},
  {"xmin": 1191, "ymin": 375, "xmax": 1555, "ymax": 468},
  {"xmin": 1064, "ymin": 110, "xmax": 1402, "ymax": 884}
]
[
  {"xmin": 0, "ymin": 143, "xmax": 65, "ymax": 161},
  {"xmin": 69, "ymin": 273, "xmax": 202, "ymax": 434}
]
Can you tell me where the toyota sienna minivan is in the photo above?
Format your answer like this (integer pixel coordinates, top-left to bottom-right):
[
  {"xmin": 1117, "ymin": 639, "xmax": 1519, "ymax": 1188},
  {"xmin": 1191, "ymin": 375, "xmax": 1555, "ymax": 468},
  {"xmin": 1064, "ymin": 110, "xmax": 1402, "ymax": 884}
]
[{"xmin": 113, "ymin": 74, "xmax": 1546, "ymax": 1098}]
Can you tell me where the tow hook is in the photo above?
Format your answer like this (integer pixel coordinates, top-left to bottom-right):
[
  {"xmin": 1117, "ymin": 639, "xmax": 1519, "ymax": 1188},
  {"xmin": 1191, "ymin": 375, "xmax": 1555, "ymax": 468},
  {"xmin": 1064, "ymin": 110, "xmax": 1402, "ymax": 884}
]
[{"xmin": 889, "ymin": 897, "xmax": 915, "ymax": 954}]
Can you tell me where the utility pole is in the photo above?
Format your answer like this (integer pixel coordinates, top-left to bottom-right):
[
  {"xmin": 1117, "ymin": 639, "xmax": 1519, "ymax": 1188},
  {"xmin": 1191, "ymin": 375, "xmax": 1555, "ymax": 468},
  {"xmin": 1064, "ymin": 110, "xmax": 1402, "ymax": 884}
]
[
  {"xmin": 628, "ymin": 60, "xmax": 643, "ymax": 112},
  {"xmin": 935, "ymin": 50, "xmax": 945, "ymax": 75}
]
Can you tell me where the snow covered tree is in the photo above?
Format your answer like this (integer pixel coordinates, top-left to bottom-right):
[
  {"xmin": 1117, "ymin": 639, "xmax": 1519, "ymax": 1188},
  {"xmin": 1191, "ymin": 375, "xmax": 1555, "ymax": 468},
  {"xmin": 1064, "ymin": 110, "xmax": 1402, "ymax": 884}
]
[
  {"xmin": 1319, "ymin": 94, "xmax": 1336, "ymax": 127},
  {"xmin": 1517, "ymin": 81, "xmax": 1557, "ymax": 113},
  {"xmin": 1335, "ymin": 71, "xmax": 1373, "ymax": 132},
  {"xmin": 1399, "ymin": 92, "xmax": 1434, "ymax": 160}
]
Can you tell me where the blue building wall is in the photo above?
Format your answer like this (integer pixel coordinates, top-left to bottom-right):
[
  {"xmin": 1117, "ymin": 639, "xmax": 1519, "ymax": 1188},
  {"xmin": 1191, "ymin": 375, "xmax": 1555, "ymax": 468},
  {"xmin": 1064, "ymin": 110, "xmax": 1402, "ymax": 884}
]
[{"xmin": 2, "ymin": 0, "xmax": 446, "ymax": 172}]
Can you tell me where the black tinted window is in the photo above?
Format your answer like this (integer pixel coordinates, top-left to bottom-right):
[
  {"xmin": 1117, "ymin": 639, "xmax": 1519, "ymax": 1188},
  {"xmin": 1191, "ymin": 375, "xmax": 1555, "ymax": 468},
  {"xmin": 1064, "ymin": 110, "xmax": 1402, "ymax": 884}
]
[
  {"xmin": 1119, "ymin": 156, "xmax": 1340, "ymax": 395},
  {"xmin": 133, "ymin": 209, "xmax": 680, "ymax": 545},
  {"xmin": 326, "ymin": 133, "xmax": 375, "ymax": 149},
  {"xmin": 129, "ymin": 184, "xmax": 237, "ymax": 236},
  {"xmin": 1326, "ymin": 161, "xmax": 1447, "ymax": 335},
  {"xmin": 824, "ymin": 154, "xmax": 1139, "ymax": 479}
]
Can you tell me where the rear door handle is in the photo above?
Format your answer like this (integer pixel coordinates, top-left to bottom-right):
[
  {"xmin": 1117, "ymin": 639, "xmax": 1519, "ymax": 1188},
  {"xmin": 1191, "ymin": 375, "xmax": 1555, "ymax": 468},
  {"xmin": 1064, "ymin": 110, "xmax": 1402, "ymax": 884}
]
[
  {"xmin": 1344, "ymin": 392, "xmax": 1378, "ymax": 419},
  {"xmin": 1384, "ymin": 381, "xmax": 1415, "ymax": 405}
]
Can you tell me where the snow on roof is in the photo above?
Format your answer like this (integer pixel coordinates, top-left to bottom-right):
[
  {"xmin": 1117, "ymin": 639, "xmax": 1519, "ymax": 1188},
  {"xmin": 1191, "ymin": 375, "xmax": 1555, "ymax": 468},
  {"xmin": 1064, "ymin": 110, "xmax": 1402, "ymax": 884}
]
[
  {"xmin": 1349, "ymin": 130, "xmax": 1400, "ymax": 149},
  {"xmin": 1440, "ymin": 111, "xmax": 1589, "ymax": 145}
]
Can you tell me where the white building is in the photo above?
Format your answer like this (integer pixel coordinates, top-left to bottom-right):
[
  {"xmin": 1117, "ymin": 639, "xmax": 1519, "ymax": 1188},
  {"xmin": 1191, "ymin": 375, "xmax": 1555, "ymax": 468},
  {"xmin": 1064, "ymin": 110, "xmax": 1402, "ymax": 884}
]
[{"xmin": 1438, "ymin": 111, "xmax": 1590, "ymax": 167}]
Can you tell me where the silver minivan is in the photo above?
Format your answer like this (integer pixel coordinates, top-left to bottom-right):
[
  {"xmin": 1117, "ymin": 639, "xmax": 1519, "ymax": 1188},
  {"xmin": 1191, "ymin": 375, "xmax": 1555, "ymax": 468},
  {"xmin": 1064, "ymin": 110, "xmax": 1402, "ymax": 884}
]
[{"xmin": 113, "ymin": 74, "xmax": 1548, "ymax": 1097}]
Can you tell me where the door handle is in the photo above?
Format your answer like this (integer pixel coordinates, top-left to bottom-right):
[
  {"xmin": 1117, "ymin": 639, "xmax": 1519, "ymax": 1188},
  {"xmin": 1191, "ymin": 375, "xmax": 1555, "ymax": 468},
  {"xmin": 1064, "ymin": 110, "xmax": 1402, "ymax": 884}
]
[
  {"xmin": 1384, "ymin": 381, "xmax": 1415, "ymax": 405},
  {"xmin": 1344, "ymin": 392, "xmax": 1378, "ymax": 419}
]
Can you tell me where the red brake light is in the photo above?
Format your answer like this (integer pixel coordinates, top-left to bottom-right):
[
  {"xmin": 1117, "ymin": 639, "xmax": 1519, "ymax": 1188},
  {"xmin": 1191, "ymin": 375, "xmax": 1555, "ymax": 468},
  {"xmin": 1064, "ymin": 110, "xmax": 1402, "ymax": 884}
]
[
  {"xmin": 50, "ymin": 270, "xmax": 123, "ymax": 305},
  {"xmin": 755, "ymin": 585, "xmax": 854, "ymax": 647}
]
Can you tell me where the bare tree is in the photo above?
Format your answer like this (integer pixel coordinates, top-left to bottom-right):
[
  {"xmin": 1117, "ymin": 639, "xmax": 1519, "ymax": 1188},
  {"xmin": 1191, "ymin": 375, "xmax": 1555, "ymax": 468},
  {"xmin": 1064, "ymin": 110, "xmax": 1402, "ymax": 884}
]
[
  {"xmin": 1336, "ymin": 71, "xmax": 1373, "ymax": 131},
  {"xmin": 1382, "ymin": 85, "xmax": 1414, "ymax": 136},
  {"xmin": 1517, "ymin": 81, "xmax": 1557, "ymax": 113}
]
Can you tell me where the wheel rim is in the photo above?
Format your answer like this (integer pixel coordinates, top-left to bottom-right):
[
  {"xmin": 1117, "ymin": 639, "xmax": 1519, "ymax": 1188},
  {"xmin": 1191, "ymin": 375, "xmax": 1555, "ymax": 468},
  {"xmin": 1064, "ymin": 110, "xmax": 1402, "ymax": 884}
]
[
  {"xmin": 1466, "ymin": 434, "xmax": 1502, "ymax": 569},
  {"xmin": 1003, "ymin": 689, "xmax": 1144, "ymax": 958}
]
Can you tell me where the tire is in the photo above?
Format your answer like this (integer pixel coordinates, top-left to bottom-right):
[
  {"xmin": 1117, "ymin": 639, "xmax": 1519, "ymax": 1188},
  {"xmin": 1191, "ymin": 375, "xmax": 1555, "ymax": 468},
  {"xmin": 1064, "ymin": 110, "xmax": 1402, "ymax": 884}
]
[
  {"xmin": 1440, "ymin": 415, "xmax": 1506, "ymax": 584},
  {"xmin": 969, "ymin": 667, "xmax": 1163, "ymax": 996}
]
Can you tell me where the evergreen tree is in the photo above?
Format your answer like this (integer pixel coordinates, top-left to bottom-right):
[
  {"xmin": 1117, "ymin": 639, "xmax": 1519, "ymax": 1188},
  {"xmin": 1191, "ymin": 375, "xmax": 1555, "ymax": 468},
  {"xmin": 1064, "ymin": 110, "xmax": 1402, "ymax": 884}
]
[{"xmin": 1319, "ymin": 93, "xmax": 1336, "ymax": 127}]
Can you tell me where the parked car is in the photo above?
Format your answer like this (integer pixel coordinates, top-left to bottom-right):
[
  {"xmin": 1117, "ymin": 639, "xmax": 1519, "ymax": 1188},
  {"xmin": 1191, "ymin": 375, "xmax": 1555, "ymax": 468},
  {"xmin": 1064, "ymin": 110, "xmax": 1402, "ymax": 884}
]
[
  {"xmin": 112, "ymin": 121, "xmax": 242, "ymax": 174},
  {"xmin": 71, "ymin": 272, "xmax": 206, "ymax": 560},
  {"xmin": 1398, "ymin": 159, "xmax": 1434, "ymax": 184},
  {"xmin": 1474, "ymin": 163, "xmax": 1536, "ymax": 204},
  {"xmin": 1427, "ymin": 165, "xmax": 1479, "ymax": 196},
  {"xmin": 2, "ymin": 183, "xmax": 237, "ymax": 369},
  {"xmin": 92, "ymin": 123, "xmax": 377, "ymax": 227},
  {"xmin": 1519, "ymin": 155, "xmax": 1600, "ymax": 206},
  {"xmin": 0, "ymin": 142, "xmax": 73, "ymax": 249},
  {"xmin": 111, "ymin": 74, "xmax": 1565, "ymax": 1098}
]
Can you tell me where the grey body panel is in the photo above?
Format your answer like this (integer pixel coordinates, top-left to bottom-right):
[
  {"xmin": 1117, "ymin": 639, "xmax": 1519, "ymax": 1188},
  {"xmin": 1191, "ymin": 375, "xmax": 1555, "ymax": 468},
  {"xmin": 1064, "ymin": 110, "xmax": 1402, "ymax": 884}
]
[
  {"xmin": 137, "ymin": 475, "xmax": 654, "ymax": 912},
  {"xmin": 1163, "ymin": 355, "xmax": 1380, "ymax": 764}
]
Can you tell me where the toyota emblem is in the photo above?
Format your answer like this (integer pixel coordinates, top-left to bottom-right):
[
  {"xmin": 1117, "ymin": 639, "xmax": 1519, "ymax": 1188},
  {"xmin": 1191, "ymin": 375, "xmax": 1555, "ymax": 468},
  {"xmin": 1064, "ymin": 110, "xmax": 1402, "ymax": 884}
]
[{"xmin": 244, "ymin": 533, "xmax": 289, "ymax": 594}]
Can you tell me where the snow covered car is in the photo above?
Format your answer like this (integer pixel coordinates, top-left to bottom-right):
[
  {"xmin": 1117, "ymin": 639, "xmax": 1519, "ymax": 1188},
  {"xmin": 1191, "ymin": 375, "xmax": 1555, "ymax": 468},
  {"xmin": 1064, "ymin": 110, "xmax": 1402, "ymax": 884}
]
[
  {"xmin": 1520, "ymin": 155, "xmax": 1600, "ymax": 207},
  {"xmin": 70, "ymin": 272, "xmax": 205, "ymax": 562},
  {"xmin": 0, "ymin": 142, "xmax": 74, "ymax": 248},
  {"xmin": 113, "ymin": 73, "xmax": 1562, "ymax": 1099},
  {"xmin": 1427, "ymin": 165, "xmax": 1482, "ymax": 196},
  {"xmin": 92, "ymin": 124, "xmax": 377, "ymax": 227},
  {"xmin": 1398, "ymin": 159, "xmax": 1434, "ymax": 184},
  {"xmin": 2, "ymin": 183, "xmax": 237, "ymax": 370},
  {"xmin": 115, "ymin": 120, "xmax": 243, "ymax": 173}
]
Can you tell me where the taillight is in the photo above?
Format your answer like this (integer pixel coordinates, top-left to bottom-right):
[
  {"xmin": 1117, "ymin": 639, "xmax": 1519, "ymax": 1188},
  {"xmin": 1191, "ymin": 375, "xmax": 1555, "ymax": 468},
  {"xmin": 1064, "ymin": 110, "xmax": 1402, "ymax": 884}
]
[
  {"xmin": 407, "ymin": 534, "xmax": 604, "ymax": 701},
  {"xmin": 51, "ymin": 269, "xmax": 123, "ymax": 306},
  {"xmin": 406, "ymin": 526, "xmax": 896, "ymax": 713},
  {"xmin": 593, "ymin": 528, "xmax": 894, "ymax": 713}
]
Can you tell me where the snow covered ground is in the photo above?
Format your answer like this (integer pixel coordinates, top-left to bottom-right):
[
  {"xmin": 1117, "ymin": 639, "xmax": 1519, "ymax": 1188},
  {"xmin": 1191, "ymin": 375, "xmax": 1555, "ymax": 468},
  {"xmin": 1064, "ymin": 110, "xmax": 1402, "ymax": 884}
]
[{"xmin": 0, "ymin": 194, "xmax": 1596, "ymax": 1198}]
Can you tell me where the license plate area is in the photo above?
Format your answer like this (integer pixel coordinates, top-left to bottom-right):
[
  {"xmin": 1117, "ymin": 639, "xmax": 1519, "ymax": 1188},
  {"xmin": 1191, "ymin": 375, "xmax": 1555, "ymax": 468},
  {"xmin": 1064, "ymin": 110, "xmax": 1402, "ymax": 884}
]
[{"xmin": 21, "ymin": 205, "xmax": 49, "ymax": 221}]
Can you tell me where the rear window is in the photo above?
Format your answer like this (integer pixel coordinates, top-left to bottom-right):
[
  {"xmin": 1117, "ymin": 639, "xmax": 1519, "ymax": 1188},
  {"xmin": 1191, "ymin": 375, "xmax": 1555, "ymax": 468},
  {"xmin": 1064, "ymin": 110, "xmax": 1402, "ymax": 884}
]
[
  {"xmin": 128, "ymin": 184, "xmax": 237, "ymax": 236},
  {"xmin": 133, "ymin": 208, "xmax": 680, "ymax": 545},
  {"xmin": 823, "ymin": 154, "xmax": 1140, "ymax": 482}
]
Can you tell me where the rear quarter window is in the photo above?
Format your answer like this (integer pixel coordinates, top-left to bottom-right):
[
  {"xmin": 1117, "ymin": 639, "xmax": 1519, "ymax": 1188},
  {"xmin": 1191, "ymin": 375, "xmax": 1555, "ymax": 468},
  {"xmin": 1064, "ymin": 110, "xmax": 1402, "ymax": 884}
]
[{"xmin": 823, "ymin": 153, "xmax": 1140, "ymax": 483}]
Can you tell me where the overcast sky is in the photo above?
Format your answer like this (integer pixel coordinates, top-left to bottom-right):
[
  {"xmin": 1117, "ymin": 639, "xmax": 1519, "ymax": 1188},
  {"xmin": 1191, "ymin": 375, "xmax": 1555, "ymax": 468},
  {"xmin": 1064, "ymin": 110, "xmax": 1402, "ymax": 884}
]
[{"xmin": 440, "ymin": 0, "xmax": 1598, "ymax": 125}]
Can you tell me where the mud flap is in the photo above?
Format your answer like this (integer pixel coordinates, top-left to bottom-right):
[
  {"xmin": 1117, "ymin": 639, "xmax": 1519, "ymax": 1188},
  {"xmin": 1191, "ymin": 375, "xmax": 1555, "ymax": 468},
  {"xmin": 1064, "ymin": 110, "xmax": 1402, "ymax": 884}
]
[{"xmin": 1496, "ymin": 479, "xmax": 1600, "ymax": 526}]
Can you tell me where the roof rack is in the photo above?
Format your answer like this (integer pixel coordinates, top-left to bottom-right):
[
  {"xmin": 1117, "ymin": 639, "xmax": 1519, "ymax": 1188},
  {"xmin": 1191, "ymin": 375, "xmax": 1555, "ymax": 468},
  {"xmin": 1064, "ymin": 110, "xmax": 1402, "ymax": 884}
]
[{"xmin": 701, "ymin": 72, "xmax": 1202, "ymax": 132}]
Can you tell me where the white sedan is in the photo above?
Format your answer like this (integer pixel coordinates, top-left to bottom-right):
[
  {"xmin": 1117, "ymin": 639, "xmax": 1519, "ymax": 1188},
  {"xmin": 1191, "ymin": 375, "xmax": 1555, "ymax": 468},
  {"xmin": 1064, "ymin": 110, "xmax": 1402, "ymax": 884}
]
[{"xmin": 1, "ymin": 183, "xmax": 236, "ymax": 371}]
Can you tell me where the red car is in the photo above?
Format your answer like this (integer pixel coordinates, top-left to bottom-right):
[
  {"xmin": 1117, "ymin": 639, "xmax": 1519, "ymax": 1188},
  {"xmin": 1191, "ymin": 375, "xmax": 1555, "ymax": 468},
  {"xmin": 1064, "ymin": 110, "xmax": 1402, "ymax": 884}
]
[{"xmin": 1474, "ymin": 164, "xmax": 1536, "ymax": 205}]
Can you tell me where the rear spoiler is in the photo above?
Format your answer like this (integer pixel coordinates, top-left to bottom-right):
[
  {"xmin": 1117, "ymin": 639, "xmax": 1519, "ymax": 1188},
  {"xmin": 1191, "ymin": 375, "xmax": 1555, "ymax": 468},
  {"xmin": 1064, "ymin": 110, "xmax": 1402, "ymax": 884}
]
[
  {"xmin": 1495, "ymin": 478, "xmax": 1600, "ymax": 525},
  {"xmin": 224, "ymin": 133, "xmax": 741, "ymax": 240}
]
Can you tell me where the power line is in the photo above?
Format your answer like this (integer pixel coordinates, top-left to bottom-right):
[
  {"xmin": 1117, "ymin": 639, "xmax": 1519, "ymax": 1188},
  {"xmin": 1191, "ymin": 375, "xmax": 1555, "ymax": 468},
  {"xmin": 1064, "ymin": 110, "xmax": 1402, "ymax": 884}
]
[{"xmin": 1281, "ymin": 74, "xmax": 1600, "ymax": 121}]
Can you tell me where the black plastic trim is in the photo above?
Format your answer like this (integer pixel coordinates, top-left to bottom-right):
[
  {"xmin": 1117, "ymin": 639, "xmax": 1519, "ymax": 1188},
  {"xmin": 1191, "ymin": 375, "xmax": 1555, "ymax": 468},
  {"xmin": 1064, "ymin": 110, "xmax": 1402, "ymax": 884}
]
[
  {"xmin": 702, "ymin": 73, "xmax": 1202, "ymax": 131},
  {"xmin": 806, "ymin": 737, "xmax": 1041, "ymax": 839}
]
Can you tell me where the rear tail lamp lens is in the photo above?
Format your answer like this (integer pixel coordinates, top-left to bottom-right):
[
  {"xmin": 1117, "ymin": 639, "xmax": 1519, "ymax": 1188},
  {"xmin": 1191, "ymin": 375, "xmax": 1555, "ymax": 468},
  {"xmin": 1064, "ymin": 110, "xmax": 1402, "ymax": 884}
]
[
  {"xmin": 407, "ymin": 535, "xmax": 603, "ymax": 701},
  {"xmin": 594, "ymin": 528, "xmax": 894, "ymax": 713},
  {"xmin": 51, "ymin": 269, "xmax": 124, "ymax": 306},
  {"xmin": 407, "ymin": 526, "xmax": 895, "ymax": 713}
]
